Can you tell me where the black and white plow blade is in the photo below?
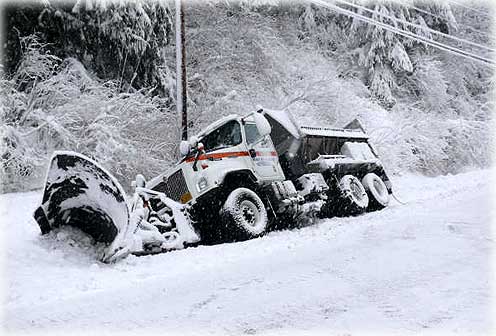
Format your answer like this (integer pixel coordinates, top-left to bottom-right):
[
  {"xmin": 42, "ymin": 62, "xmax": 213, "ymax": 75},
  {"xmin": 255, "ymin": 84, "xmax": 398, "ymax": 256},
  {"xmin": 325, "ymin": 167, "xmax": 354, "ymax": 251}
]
[{"xmin": 33, "ymin": 151, "xmax": 134, "ymax": 263}]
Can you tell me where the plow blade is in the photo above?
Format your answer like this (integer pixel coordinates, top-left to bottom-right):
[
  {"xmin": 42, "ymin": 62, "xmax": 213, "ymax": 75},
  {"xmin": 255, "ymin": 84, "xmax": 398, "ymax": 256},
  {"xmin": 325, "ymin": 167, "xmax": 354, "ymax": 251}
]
[{"xmin": 34, "ymin": 151, "xmax": 133, "ymax": 263}]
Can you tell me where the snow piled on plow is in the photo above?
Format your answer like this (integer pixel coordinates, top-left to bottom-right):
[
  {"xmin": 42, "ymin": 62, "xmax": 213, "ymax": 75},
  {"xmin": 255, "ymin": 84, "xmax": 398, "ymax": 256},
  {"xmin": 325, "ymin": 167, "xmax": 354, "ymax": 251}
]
[
  {"xmin": 1, "ymin": 169, "xmax": 494, "ymax": 335},
  {"xmin": 41, "ymin": 226, "xmax": 108, "ymax": 262}
]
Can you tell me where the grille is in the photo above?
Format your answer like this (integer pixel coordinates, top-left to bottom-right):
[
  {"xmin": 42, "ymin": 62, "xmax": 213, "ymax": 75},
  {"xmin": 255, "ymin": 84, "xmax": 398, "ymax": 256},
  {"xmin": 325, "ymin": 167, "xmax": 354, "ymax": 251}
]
[{"xmin": 153, "ymin": 169, "xmax": 189, "ymax": 202}]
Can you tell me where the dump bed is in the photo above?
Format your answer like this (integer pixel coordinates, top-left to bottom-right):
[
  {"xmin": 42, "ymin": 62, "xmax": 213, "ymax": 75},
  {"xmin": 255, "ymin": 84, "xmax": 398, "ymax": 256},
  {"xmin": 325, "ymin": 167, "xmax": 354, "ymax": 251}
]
[{"xmin": 263, "ymin": 109, "xmax": 384, "ymax": 182}]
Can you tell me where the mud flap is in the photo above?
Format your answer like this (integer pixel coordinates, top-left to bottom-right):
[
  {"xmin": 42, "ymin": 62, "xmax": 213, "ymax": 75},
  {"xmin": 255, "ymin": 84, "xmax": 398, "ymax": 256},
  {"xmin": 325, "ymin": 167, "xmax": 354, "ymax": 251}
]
[{"xmin": 34, "ymin": 151, "xmax": 133, "ymax": 263}]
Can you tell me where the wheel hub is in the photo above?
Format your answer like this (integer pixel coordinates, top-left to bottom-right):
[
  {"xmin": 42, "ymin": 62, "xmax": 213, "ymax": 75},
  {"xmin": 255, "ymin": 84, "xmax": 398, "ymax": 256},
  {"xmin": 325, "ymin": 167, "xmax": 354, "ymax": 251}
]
[
  {"xmin": 240, "ymin": 200, "xmax": 259, "ymax": 227},
  {"xmin": 242, "ymin": 206, "xmax": 255, "ymax": 225}
]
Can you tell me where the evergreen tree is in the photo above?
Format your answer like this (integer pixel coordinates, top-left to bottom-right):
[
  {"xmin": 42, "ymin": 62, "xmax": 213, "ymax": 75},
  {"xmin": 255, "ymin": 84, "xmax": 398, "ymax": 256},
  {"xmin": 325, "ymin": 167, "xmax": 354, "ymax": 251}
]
[
  {"xmin": 3, "ymin": 0, "xmax": 173, "ymax": 97},
  {"xmin": 297, "ymin": 1, "xmax": 457, "ymax": 108}
]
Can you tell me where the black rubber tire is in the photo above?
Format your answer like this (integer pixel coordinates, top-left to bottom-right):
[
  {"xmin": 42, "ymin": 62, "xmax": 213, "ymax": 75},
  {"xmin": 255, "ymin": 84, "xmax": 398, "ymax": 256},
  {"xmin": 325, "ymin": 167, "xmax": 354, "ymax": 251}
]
[
  {"xmin": 362, "ymin": 173, "xmax": 389, "ymax": 211},
  {"xmin": 336, "ymin": 175, "xmax": 369, "ymax": 216},
  {"xmin": 219, "ymin": 188, "xmax": 268, "ymax": 242}
]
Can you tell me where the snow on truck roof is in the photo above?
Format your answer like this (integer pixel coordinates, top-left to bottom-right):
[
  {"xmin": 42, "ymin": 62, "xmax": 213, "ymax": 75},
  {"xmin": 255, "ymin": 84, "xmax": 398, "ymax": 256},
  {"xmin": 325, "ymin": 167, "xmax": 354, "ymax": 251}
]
[
  {"xmin": 299, "ymin": 125, "xmax": 369, "ymax": 139},
  {"xmin": 197, "ymin": 114, "xmax": 239, "ymax": 138},
  {"xmin": 262, "ymin": 108, "xmax": 301, "ymax": 138},
  {"xmin": 263, "ymin": 108, "xmax": 368, "ymax": 139},
  {"xmin": 195, "ymin": 109, "xmax": 368, "ymax": 140}
]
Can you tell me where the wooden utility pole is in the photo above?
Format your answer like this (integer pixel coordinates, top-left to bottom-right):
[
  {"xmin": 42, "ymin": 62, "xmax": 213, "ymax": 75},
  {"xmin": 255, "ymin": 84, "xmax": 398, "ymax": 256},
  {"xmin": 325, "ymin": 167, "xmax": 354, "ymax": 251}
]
[{"xmin": 175, "ymin": 0, "xmax": 188, "ymax": 140}]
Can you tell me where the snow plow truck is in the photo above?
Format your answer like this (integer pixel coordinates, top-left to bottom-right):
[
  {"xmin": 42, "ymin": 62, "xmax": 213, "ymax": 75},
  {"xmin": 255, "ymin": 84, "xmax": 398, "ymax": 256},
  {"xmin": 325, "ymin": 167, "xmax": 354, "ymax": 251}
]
[{"xmin": 33, "ymin": 108, "xmax": 392, "ymax": 262}]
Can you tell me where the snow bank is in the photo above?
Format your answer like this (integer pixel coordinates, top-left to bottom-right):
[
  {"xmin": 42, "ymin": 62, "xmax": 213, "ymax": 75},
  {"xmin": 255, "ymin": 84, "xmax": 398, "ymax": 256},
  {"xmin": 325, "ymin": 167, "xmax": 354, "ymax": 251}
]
[{"xmin": 1, "ymin": 169, "xmax": 494, "ymax": 335}]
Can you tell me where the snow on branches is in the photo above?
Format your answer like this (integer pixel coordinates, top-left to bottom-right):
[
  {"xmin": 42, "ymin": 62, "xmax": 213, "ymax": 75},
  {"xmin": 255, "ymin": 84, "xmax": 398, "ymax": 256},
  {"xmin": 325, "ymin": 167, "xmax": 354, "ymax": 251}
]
[{"xmin": 1, "ymin": 36, "xmax": 178, "ymax": 193}]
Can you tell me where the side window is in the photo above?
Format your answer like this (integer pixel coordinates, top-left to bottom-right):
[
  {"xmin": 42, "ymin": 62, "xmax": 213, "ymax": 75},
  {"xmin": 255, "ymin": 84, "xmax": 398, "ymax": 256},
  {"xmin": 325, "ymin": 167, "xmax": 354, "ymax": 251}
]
[
  {"xmin": 244, "ymin": 123, "xmax": 261, "ymax": 145},
  {"xmin": 201, "ymin": 120, "xmax": 242, "ymax": 152}
]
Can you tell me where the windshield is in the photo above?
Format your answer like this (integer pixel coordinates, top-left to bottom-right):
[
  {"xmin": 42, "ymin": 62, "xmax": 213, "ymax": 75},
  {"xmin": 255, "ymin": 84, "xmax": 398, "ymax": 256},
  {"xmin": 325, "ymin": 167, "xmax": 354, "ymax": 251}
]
[{"xmin": 201, "ymin": 120, "xmax": 242, "ymax": 152}]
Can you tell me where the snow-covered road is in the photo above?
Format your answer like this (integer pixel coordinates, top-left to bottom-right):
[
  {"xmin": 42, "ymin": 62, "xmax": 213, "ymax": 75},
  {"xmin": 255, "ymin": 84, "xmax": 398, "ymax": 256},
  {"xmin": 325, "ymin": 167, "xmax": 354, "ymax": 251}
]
[{"xmin": 1, "ymin": 170, "xmax": 494, "ymax": 335}]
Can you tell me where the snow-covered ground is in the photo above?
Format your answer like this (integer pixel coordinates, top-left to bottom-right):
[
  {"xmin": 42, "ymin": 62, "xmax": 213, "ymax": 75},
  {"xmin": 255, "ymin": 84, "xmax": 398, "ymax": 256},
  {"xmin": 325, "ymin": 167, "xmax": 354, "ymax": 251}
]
[{"xmin": 1, "ymin": 170, "xmax": 494, "ymax": 335}]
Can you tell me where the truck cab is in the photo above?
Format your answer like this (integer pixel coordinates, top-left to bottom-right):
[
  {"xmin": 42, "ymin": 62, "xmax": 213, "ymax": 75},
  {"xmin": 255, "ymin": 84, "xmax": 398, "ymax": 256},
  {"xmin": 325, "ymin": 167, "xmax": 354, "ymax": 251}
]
[{"xmin": 146, "ymin": 112, "xmax": 285, "ymax": 206}]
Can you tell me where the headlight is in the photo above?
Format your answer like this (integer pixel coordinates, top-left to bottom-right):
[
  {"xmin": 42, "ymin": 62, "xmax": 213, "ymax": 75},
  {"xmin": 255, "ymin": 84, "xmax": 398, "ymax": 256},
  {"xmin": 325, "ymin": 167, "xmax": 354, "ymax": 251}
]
[{"xmin": 197, "ymin": 177, "xmax": 208, "ymax": 192}]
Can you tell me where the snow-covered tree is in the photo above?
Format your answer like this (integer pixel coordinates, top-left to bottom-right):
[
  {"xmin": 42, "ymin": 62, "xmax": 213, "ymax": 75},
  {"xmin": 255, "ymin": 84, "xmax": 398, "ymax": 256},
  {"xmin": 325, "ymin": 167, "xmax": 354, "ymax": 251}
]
[
  {"xmin": 297, "ymin": 1, "xmax": 458, "ymax": 107},
  {"xmin": 4, "ymin": 0, "xmax": 174, "ymax": 96},
  {"xmin": 1, "ymin": 35, "xmax": 178, "ymax": 193}
]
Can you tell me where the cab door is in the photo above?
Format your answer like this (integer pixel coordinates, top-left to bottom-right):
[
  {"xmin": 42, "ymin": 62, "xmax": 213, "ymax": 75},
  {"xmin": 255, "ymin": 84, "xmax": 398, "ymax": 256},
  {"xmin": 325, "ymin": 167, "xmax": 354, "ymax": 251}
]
[{"xmin": 244, "ymin": 121, "xmax": 285, "ymax": 181}]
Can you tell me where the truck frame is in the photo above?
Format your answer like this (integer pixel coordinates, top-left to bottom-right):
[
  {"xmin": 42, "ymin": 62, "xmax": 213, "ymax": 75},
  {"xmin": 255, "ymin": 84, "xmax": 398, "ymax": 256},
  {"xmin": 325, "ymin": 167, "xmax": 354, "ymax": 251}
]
[{"xmin": 145, "ymin": 108, "xmax": 392, "ymax": 243}]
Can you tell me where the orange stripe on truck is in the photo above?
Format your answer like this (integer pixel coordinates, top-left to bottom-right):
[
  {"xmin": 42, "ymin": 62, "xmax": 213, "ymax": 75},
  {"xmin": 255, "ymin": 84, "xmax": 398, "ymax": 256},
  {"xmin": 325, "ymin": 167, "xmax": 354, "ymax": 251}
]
[
  {"xmin": 184, "ymin": 151, "xmax": 250, "ymax": 163},
  {"xmin": 184, "ymin": 150, "xmax": 277, "ymax": 163},
  {"xmin": 255, "ymin": 151, "xmax": 277, "ymax": 157}
]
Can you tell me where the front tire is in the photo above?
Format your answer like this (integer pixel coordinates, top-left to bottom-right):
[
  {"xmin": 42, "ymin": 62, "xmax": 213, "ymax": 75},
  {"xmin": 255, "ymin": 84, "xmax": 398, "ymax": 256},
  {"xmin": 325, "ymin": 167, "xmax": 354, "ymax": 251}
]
[{"xmin": 220, "ymin": 188, "xmax": 268, "ymax": 242}]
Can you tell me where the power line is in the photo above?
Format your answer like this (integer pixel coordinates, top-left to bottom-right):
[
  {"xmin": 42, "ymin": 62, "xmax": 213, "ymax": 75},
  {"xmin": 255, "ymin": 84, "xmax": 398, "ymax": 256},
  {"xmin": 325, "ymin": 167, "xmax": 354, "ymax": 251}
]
[
  {"xmin": 308, "ymin": 0, "xmax": 495, "ymax": 67},
  {"xmin": 406, "ymin": 3, "xmax": 492, "ymax": 39},
  {"xmin": 316, "ymin": 0, "xmax": 494, "ymax": 63},
  {"xmin": 408, "ymin": 3, "xmax": 450, "ymax": 22},
  {"xmin": 333, "ymin": 0, "xmax": 495, "ymax": 52},
  {"xmin": 445, "ymin": 0, "xmax": 492, "ymax": 18}
]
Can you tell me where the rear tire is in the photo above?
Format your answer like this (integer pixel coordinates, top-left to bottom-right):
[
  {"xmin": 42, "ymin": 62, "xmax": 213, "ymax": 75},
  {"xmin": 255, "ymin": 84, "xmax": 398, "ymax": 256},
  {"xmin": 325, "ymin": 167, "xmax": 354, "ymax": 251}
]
[
  {"xmin": 336, "ymin": 175, "xmax": 369, "ymax": 216},
  {"xmin": 362, "ymin": 173, "xmax": 389, "ymax": 211},
  {"xmin": 220, "ymin": 188, "xmax": 268, "ymax": 242}
]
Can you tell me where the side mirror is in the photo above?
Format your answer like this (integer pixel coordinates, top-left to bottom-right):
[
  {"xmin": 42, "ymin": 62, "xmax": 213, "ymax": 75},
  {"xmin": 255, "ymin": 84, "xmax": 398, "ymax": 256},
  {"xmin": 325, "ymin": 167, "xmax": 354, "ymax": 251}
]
[
  {"xmin": 179, "ymin": 140, "xmax": 190, "ymax": 156},
  {"xmin": 192, "ymin": 142, "xmax": 205, "ymax": 172},
  {"xmin": 188, "ymin": 136, "xmax": 199, "ymax": 148},
  {"xmin": 253, "ymin": 112, "xmax": 271, "ymax": 137},
  {"xmin": 132, "ymin": 174, "xmax": 146, "ymax": 188}
]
